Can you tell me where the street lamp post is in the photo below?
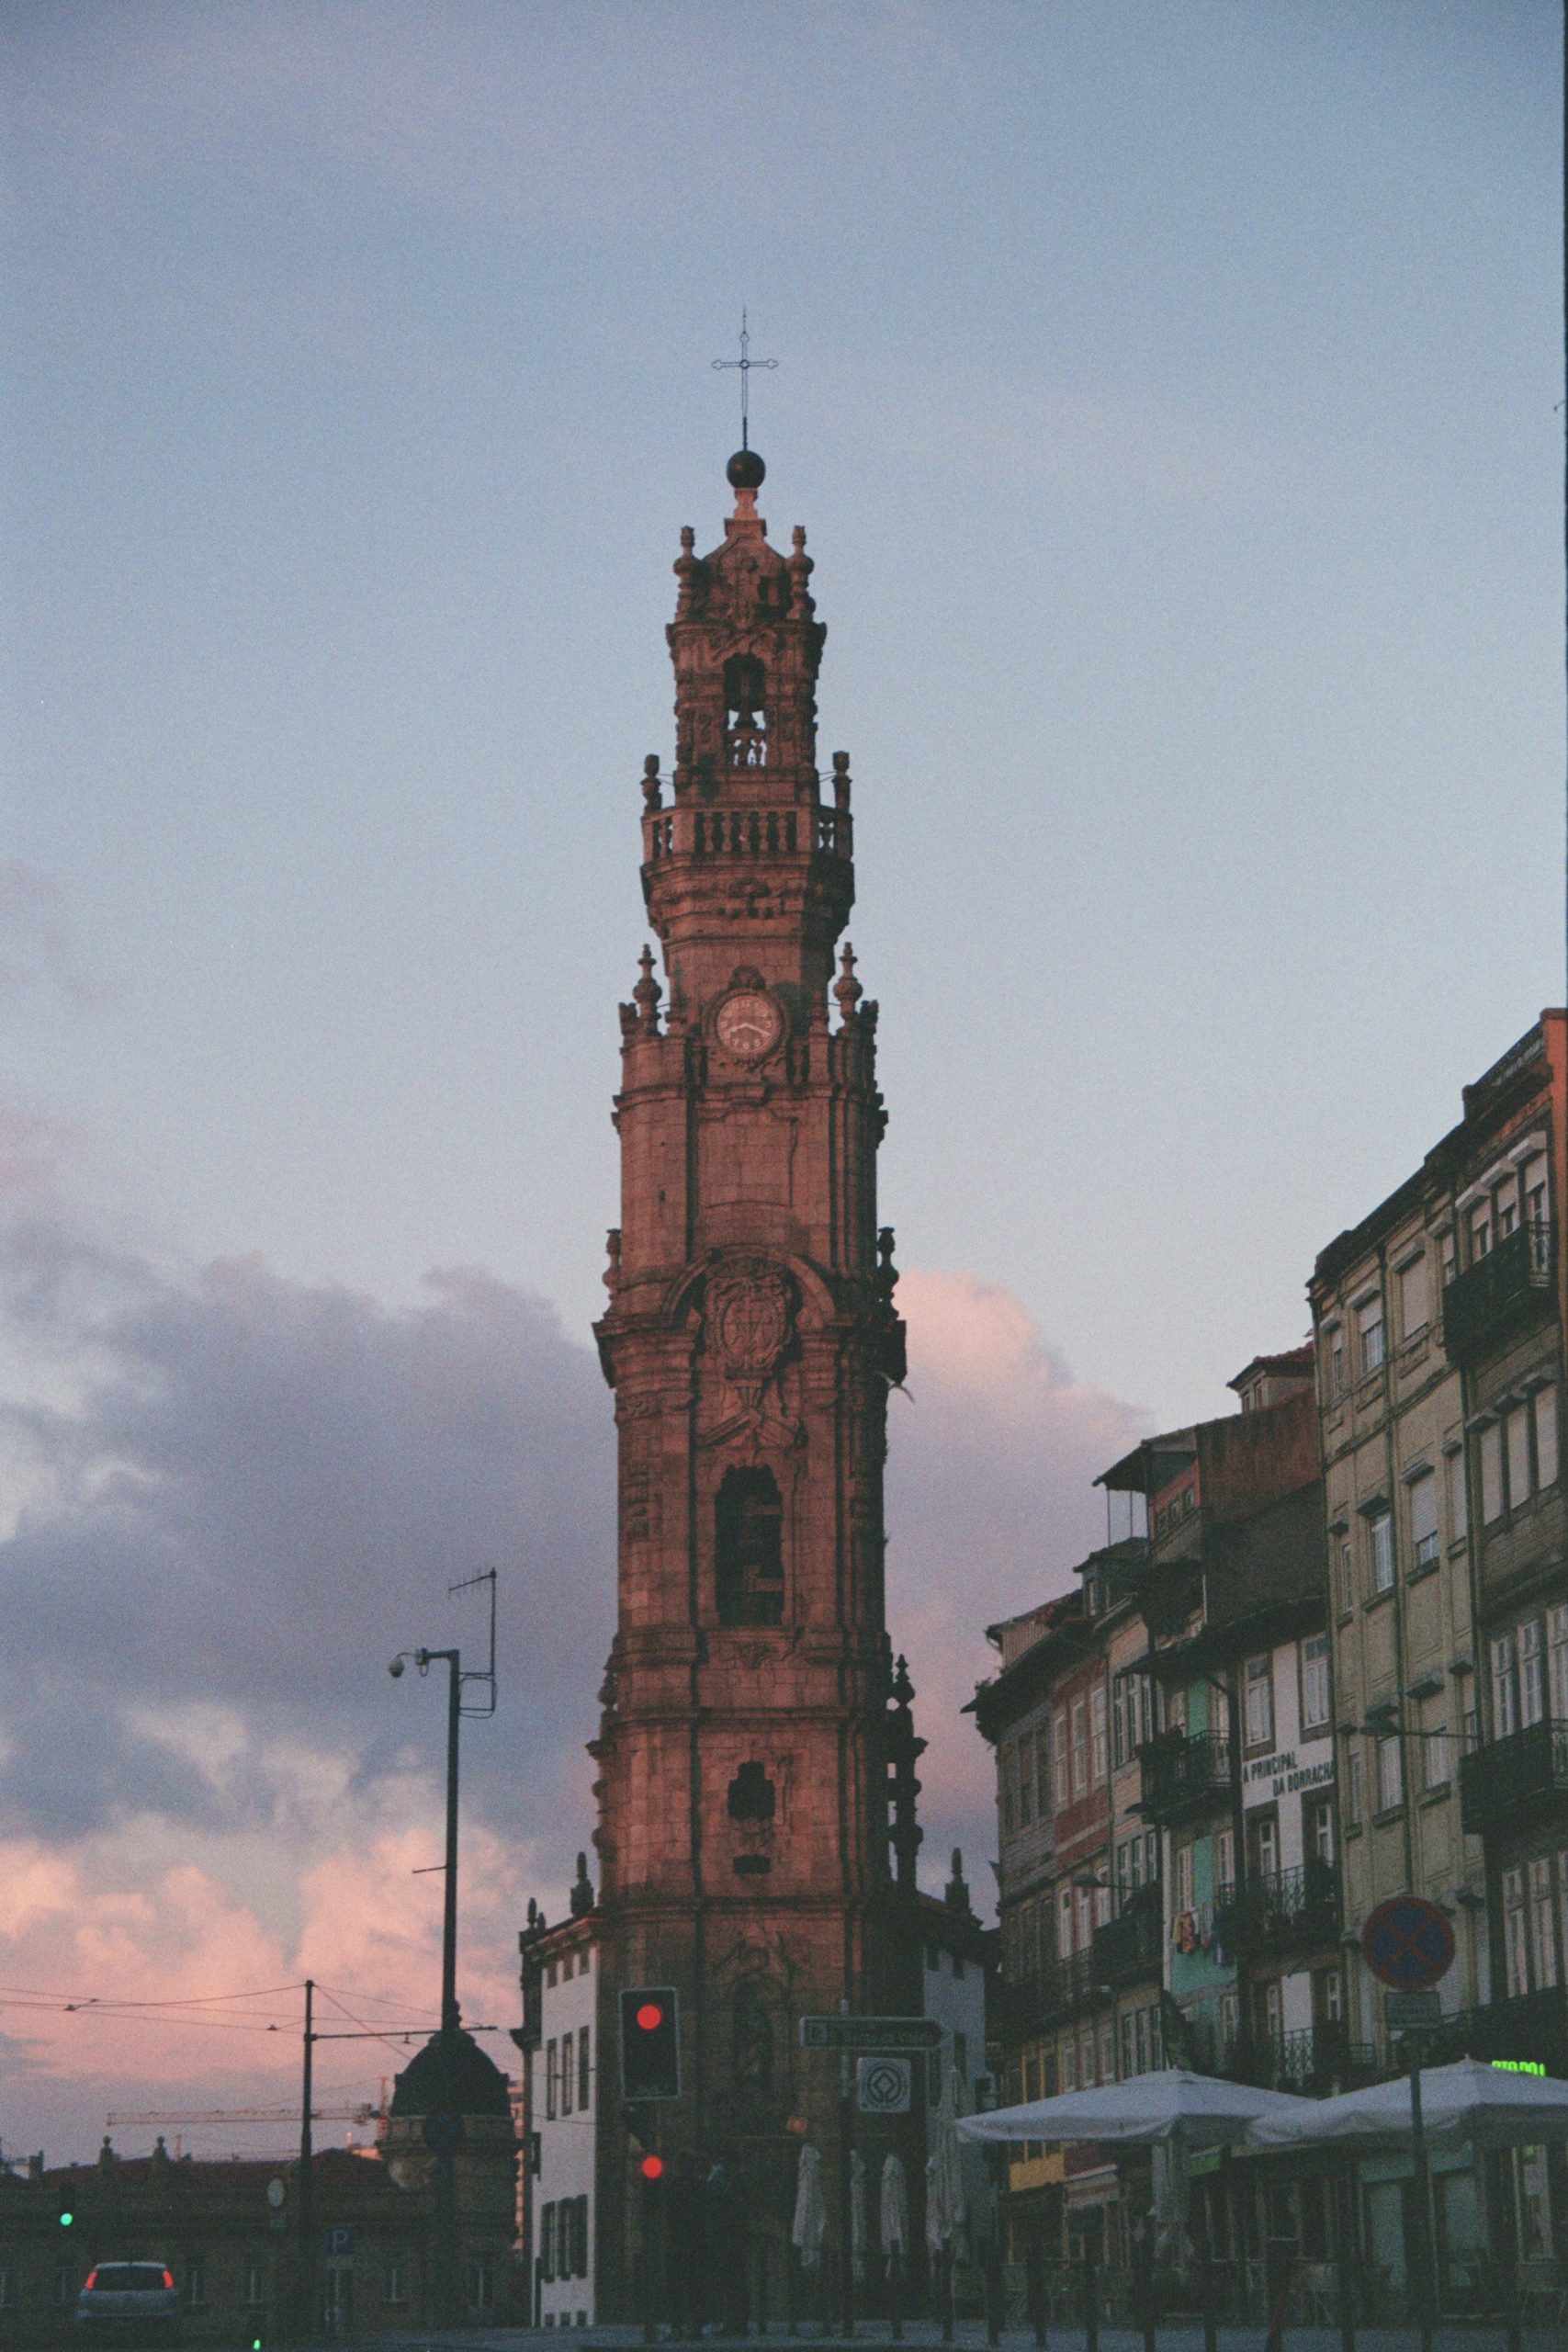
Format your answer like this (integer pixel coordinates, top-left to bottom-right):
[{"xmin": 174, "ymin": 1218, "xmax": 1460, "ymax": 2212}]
[{"xmin": 390, "ymin": 1576, "xmax": 496, "ymax": 2334}]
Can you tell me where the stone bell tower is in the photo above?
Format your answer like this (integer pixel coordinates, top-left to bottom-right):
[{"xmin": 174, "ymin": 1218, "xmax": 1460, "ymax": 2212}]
[{"xmin": 590, "ymin": 446, "xmax": 920, "ymax": 2315}]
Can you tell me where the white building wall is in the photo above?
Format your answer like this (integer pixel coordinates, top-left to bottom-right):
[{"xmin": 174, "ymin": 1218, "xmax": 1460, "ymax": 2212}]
[
  {"xmin": 532, "ymin": 1939, "xmax": 598, "ymax": 2326},
  {"xmin": 1240, "ymin": 1633, "xmax": 1337, "ymax": 2042}
]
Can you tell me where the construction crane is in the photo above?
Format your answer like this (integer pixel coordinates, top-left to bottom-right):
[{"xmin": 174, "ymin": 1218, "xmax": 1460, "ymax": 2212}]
[{"xmin": 105, "ymin": 2104, "xmax": 382, "ymax": 2129}]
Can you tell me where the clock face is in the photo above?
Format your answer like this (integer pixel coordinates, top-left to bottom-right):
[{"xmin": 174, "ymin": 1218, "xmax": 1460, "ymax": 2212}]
[{"xmin": 716, "ymin": 989, "xmax": 783, "ymax": 1061}]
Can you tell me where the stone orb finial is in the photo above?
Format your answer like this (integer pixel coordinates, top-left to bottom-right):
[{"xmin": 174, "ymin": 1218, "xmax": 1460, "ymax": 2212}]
[{"xmin": 727, "ymin": 447, "xmax": 766, "ymax": 491}]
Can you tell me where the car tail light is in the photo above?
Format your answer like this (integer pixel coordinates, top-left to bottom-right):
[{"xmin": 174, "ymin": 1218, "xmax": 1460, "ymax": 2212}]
[
  {"xmin": 84, "ymin": 2270, "xmax": 99, "ymax": 2291},
  {"xmin": 162, "ymin": 2271, "xmax": 175, "ymax": 2290}
]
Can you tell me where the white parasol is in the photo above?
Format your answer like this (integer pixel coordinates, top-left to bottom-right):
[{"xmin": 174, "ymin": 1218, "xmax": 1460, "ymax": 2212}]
[
  {"xmin": 1246, "ymin": 2057, "xmax": 1568, "ymax": 2150},
  {"xmin": 957, "ymin": 2065, "xmax": 1312, "ymax": 2152},
  {"xmin": 927, "ymin": 2064, "xmax": 967, "ymax": 2256},
  {"xmin": 792, "ymin": 2141, "xmax": 828, "ymax": 2270}
]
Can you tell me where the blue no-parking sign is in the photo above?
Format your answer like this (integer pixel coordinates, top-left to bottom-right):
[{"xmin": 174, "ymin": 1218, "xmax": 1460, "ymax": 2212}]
[{"xmin": 1361, "ymin": 1894, "xmax": 1454, "ymax": 1991}]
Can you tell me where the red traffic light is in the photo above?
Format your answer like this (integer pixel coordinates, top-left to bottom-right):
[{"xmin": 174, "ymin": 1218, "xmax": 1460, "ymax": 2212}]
[
  {"xmin": 635, "ymin": 2001, "xmax": 664, "ymax": 2033},
  {"xmin": 639, "ymin": 2153, "xmax": 664, "ymax": 2180}
]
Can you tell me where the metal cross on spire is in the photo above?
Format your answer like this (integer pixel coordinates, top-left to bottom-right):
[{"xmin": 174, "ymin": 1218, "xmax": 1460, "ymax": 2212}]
[{"xmin": 712, "ymin": 309, "xmax": 777, "ymax": 450}]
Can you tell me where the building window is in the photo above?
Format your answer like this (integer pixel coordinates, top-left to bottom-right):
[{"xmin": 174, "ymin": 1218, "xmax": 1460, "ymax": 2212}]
[
  {"xmin": 1421, "ymin": 1717, "xmax": 1451, "ymax": 1792},
  {"xmin": 1446, "ymin": 1447, "xmax": 1467, "ymax": 1542},
  {"xmin": 1506, "ymin": 1406, "xmax": 1532, "ymax": 1513},
  {"xmin": 1244, "ymin": 1655, "xmax": 1274, "ymax": 1750},
  {"xmin": 1376, "ymin": 1736, "xmax": 1404, "ymax": 1815},
  {"xmin": 1368, "ymin": 1511, "xmax": 1394, "ymax": 1596},
  {"xmin": 1304, "ymin": 1795, "xmax": 1334, "ymax": 1866},
  {"xmin": 1302, "ymin": 1635, "xmax": 1330, "ymax": 1733},
  {"xmin": 1493, "ymin": 1634, "xmax": 1518, "ymax": 1739},
  {"xmin": 542, "ymin": 2202, "xmax": 558, "ymax": 2281},
  {"xmin": 385, "ymin": 2258, "xmax": 407, "ymax": 2307},
  {"xmin": 1480, "ymin": 1423, "xmax": 1504, "ymax": 1523},
  {"xmin": 1337, "ymin": 1539, "xmax": 1355, "ymax": 1616},
  {"xmin": 1408, "ymin": 1473, "xmax": 1438, "ymax": 1570},
  {"xmin": 1035, "ymin": 1729, "xmax": 1051, "ymax": 1817},
  {"xmin": 1536, "ymin": 1387, "xmax": 1560, "ymax": 1491},
  {"xmin": 1215, "ymin": 1825, "xmax": 1235, "ymax": 1891},
  {"xmin": 1090, "ymin": 1688, "xmax": 1108, "ymax": 1785},
  {"xmin": 1504, "ymin": 1868, "xmax": 1529, "ymax": 1996},
  {"xmin": 1520, "ymin": 1621, "xmax": 1546, "ymax": 1728},
  {"xmin": 1323, "ymin": 1325, "xmax": 1345, "ymax": 1403},
  {"xmin": 1174, "ymin": 1841, "xmax": 1194, "ymax": 1917},
  {"xmin": 1529, "ymin": 1860, "xmax": 1558, "ymax": 1990},
  {"xmin": 545, "ymin": 2038, "xmax": 558, "ymax": 2120},
  {"xmin": 715, "ymin": 1465, "xmax": 784, "ymax": 1626},
  {"xmin": 560, "ymin": 2028, "xmax": 574, "ymax": 2115},
  {"xmin": 1346, "ymin": 1751, "xmax": 1364, "ymax": 1829},
  {"xmin": 1058, "ymin": 1885, "xmax": 1074, "ymax": 1957},
  {"xmin": 1398, "ymin": 1255, "xmax": 1428, "ymax": 1340},
  {"xmin": 1549, "ymin": 1605, "xmax": 1568, "ymax": 1721},
  {"xmin": 1471, "ymin": 1199, "xmax": 1494, "ymax": 1262},
  {"xmin": 183, "ymin": 2261, "xmax": 207, "ymax": 2312},
  {"xmin": 1070, "ymin": 1699, "xmax": 1088, "ymax": 1799},
  {"xmin": 1052, "ymin": 1713, "xmax": 1070, "ymax": 1809},
  {"xmin": 1358, "ymin": 1295, "xmax": 1385, "ymax": 1374},
  {"xmin": 578, "ymin": 2024, "xmax": 592, "ymax": 2111}
]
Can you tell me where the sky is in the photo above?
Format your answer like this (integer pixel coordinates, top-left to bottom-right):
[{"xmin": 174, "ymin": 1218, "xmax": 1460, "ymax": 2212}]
[{"xmin": 1, "ymin": 0, "xmax": 1562, "ymax": 2159}]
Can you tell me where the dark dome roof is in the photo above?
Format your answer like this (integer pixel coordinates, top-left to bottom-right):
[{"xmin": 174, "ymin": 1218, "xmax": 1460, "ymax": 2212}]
[
  {"xmin": 389, "ymin": 2026, "xmax": 511, "ymax": 2120},
  {"xmin": 727, "ymin": 447, "xmax": 765, "ymax": 490}
]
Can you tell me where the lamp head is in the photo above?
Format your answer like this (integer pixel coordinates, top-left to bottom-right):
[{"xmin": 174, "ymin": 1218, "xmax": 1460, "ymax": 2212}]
[{"xmin": 389, "ymin": 1656, "xmax": 406, "ymax": 1679}]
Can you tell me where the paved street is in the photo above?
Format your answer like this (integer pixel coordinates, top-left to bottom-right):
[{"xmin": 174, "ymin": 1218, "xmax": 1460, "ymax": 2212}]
[{"xmin": 216, "ymin": 2327, "xmax": 1566, "ymax": 2352}]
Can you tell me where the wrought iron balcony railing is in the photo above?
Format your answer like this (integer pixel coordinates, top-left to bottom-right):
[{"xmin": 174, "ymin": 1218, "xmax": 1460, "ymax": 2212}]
[
  {"xmin": 1442, "ymin": 1220, "xmax": 1554, "ymax": 1357},
  {"xmin": 1459, "ymin": 1717, "xmax": 1568, "ymax": 1837},
  {"xmin": 1212, "ymin": 2021, "xmax": 1378, "ymax": 2097},
  {"xmin": 1138, "ymin": 1732, "xmax": 1232, "ymax": 1826},
  {"xmin": 1213, "ymin": 1862, "xmax": 1339, "ymax": 1954},
  {"xmin": 995, "ymin": 1949, "xmax": 1103, "ymax": 2038},
  {"xmin": 1092, "ymin": 1883, "xmax": 1164, "ymax": 1987}
]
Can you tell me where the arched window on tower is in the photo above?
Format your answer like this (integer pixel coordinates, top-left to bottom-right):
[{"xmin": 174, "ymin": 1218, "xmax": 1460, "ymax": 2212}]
[
  {"xmin": 715, "ymin": 1466, "xmax": 784, "ymax": 1626},
  {"xmin": 723, "ymin": 653, "xmax": 767, "ymax": 768}
]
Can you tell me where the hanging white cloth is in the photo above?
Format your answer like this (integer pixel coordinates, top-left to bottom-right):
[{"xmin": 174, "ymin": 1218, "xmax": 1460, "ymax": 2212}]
[
  {"xmin": 792, "ymin": 2141, "xmax": 828, "ymax": 2271},
  {"xmin": 879, "ymin": 2153, "xmax": 908, "ymax": 2258}
]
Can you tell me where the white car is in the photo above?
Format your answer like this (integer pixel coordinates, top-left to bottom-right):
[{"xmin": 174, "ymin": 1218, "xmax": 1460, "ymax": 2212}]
[{"xmin": 74, "ymin": 2262, "xmax": 180, "ymax": 2345}]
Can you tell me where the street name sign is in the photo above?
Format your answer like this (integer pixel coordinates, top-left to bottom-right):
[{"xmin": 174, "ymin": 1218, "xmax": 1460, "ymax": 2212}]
[
  {"xmin": 799, "ymin": 2016, "xmax": 942, "ymax": 2052},
  {"xmin": 1385, "ymin": 1989, "xmax": 1442, "ymax": 2030},
  {"xmin": 857, "ymin": 2057, "xmax": 913, "ymax": 2115},
  {"xmin": 1361, "ymin": 1894, "xmax": 1454, "ymax": 1991}
]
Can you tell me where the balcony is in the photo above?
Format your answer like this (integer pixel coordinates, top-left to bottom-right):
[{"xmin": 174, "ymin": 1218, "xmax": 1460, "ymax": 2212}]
[
  {"xmin": 1093, "ymin": 1883, "xmax": 1163, "ymax": 1987},
  {"xmin": 1214, "ymin": 1861, "xmax": 1339, "ymax": 1955},
  {"xmin": 995, "ymin": 1949, "xmax": 1103, "ymax": 2038},
  {"xmin": 1213, "ymin": 2021, "xmax": 1378, "ymax": 2097},
  {"xmin": 1442, "ymin": 1221, "xmax": 1554, "ymax": 1358},
  {"xmin": 1459, "ymin": 1717, "xmax": 1568, "ymax": 1837},
  {"xmin": 1138, "ymin": 1732, "xmax": 1232, "ymax": 1826}
]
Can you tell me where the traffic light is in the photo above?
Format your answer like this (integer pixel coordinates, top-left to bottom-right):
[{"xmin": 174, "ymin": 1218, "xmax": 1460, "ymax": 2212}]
[
  {"xmin": 57, "ymin": 2188, "xmax": 74, "ymax": 2228},
  {"xmin": 618, "ymin": 1985, "xmax": 680, "ymax": 2100},
  {"xmin": 638, "ymin": 2153, "xmax": 665, "ymax": 2182}
]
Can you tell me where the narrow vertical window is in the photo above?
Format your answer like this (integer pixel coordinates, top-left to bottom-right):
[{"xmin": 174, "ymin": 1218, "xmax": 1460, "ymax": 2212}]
[
  {"xmin": 1480, "ymin": 1424, "xmax": 1505, "ymax": 1523},
  {"xmin": 1302, "ymin": 1635, "xmax": 1331, "ymax": 1731},
  {"xmin": 1244, "ymin": 1655, "xmax": 1274, "ymax": 1748},
  {"xmin": 1368, "ymin": 1512, "xmax": 1394, "ymax": 1595},
  {"xmin": 579, "ymin": 2025, "xmax": 592, "ymax": 2110},
  {"xmin": 546, "ymin": 2037, "xmax": 558, "ymax": 2120},
  {"xmin": 1493, "ymin": 1633, "xmax": 1518, "ymax": 1738},
  {"xmin": 1519, "ymin": 1622, "xmax": 1546, "ymax": 1727},
  {"xmin": 1535, "ymin": 1387, "xmax": 1559, "ymax": 1490},
  {"xmin": 1408, "ymin": 1474, "xmax": 1438, "ymax": 1569},
  {"xmin": 1376, "ymin": 1736, "xmax": 1403, "ymax": 1813},
  {"xmin": 1506, "ymin": 1407, "xmax": 1532, "ymax": 1510},
  {"xmin": 559, "ymin": 2028, "xmax": 574, "ymax": 2115},
  {"xmin": 1358, "ymin": 1295, "xmax": 1385, "ymax": 1374},
  {"xmin": 1090, "ymin": 1687, "xmax": 1108, "ymax": 1785},
  {"xmin": 715, "ymin": 1466, "xmax": 784, "ymax": 1626}
]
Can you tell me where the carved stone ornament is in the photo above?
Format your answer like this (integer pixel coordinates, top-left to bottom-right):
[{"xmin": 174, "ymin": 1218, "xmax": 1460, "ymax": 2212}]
[
  {"xmin": 697, "ymin": 1258, "xmax": 802, "ymax": 1453},
  {"xmin": 713, "ymin": 1262, "xmax": 793, "ymax": 1381}
]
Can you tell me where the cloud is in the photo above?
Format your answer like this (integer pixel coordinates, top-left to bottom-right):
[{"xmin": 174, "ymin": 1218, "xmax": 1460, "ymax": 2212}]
[
  {"xmin": 0, "ymin": 1207, "xmax": 1145, "ymax": 2149},
  {"xmin": 886, "ymin": 1268, "xmax": 1149, "ymax": 1883}
]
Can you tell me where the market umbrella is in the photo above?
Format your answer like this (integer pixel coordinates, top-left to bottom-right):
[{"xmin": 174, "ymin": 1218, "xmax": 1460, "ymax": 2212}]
[
  {"xmin": 792, "ymin": 2143, "xmax": 828, "ymax": 2271},
  {"xmin": 850, "ymin": 2151, "xmax": 868, "ymax": 2283},
  {"xmin": 1246, "ymin": 2057, "xmax": 1568, "ymax": 2149},
  {"xmin": 957, "ymin": 2066, "xmax": 1314, "ymax": 2152},
  {"xmin": 928, "ymin": 2065, "xmax": 968, "ymax": 2255}
]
